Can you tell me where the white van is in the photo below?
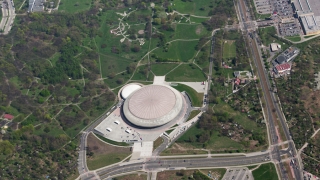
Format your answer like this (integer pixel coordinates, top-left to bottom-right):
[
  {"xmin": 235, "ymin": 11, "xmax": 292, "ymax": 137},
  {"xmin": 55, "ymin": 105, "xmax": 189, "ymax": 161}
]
[
  {"xmin": 125, "ymin": 129, "xmax": 131, "ymax": 134},
  {"xmin": 106, "ymin": 128, "xmax": 112, "ymax": 132},
  {"xmin": 114, "ymin": 121, "xmax": 120, "ymax": 125}
]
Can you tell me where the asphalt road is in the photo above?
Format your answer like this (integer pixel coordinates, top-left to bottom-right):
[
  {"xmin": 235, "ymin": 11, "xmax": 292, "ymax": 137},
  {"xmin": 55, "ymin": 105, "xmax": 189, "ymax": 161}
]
[
  {"xmin": 0, "ymin": 0, "xmax": 15, "ymax": 34},
  {"xmin": 235, "ymin": 0, "xmax": 302, "ymax": 179},
  {"xmin": 97, "ymin": 153, "xmax": 270, "ymax": 179}
]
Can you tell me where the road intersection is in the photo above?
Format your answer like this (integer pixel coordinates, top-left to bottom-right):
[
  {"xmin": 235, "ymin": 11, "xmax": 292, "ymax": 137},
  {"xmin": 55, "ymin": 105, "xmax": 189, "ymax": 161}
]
[{"xmin": 0, "ymin": 0, "xmax": 15, "ymax": 35}]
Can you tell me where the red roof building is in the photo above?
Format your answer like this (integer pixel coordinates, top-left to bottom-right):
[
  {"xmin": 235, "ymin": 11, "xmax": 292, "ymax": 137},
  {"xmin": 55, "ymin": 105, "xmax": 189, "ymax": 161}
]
[
  {"xmin": 3, "ymin": 114, "xmax": 14, "ymax": 120},
  {"xmin": 274, "ymin": 63, "xmax": 291, "ymax": 74}
]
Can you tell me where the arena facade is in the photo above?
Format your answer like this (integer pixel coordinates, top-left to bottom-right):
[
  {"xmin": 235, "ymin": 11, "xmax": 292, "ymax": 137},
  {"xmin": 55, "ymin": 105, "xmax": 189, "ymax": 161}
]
[{"xmin": 93, "ymin": 78, "xmax": 191, "ymax": 143}]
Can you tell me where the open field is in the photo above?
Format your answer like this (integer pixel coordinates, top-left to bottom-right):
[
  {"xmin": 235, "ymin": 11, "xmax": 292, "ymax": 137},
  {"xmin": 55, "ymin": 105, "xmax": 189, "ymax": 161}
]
[
  {"xmin": 171, "ymin": 83, "xmax": 203, "ymax": 107},
  {"xmin": 258, "ymin": 26, "xmax": 290, "ymax": 50},
  {"xmin": 86, "ymin": 133, "xmax": 131, "ymax": 170},
  {"xmin": 166, "ymin": 64, "xmax": 206, "ymax": 82},
  {"xmin": 174, "ymin": 24, "xmax": 210, "ymax": 39},
  {"xmin": 153, "ymin": 137, "xmax": 164, "ymax": 150},
  {"xmin": 157, "ymin": 169, "xmax": 212, "ymax": 180},
  {"xmin": 59, "ymin": 0, "xmax": 92, "ymax": 13},
  {"xmin": 132, "ymin": 65, "xmax": 154, "ymax": 81},
  {"xmin": 151, "ymin": 63, "xmax": 180, "ymax": 76},
  {"xmin": 171, "ymin": 0, "xmax": 213, "ymax": 16},
  {"xmin": 285, "ymin": 36, "xmax": 301, "ymax": 42},
  {"xmin": 114, "ymin": 173, "xmax": 147, "ymax": 180},
  {"xmin": 152, "ymin": 40, "xmax": 198, "ymax": 62},
  {"xmin": 177, "ymin": 125, "xmax": 245, "ymax": 150},
  {"xmin": 223, "ymin": 40, "xmax": 236, "ymax": 59},
  {"xmin": 100, "ymin": 53, "xmax": 133, "ymax": 78},
  {"xmin": 199, "ymin": 168, "xmax": 226, "ymax": 180},
  {"xmin": 187, "ymin": 110, "xmax": 201, "ymax": 121},
  {"xmin": 252, "ymin": 163, "xmax": 278, "ymax": 180}
]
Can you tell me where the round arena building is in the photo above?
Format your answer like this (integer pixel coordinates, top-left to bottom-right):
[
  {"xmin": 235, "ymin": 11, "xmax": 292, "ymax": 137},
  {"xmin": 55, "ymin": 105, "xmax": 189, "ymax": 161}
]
[{"xmin": 122, "ymin": 84, "xmax": 185, "ymax": 128}]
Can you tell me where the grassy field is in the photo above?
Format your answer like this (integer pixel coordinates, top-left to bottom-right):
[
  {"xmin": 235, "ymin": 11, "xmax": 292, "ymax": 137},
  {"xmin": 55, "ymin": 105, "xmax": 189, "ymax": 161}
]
[
  {"xmin": 177, "ymin": 124, "xmax": 244, "ymax": 150},
  {"xmin": 104, "ymin": 73, "xmax": 131, "ymax": 89},
  {"xmin": 172, "ymin": 83, "xmax": 203, "ymax": 107},
  {"xmin": 190, "ymin": 16, "xmax": 210, "ymax": 23},
  {"xmin": 152, "ymin": 40, "xmax": 198, "ymax": 62},
  {"xmin": 214, "ymin": 102, "xmax": 264, "ymax": 133},
  {"xmin": 86, "ymin": 133, "xmax": 131, "ymax": 170},
  {"xmin": 258, "ymin": 26, "xmax": 290, "ymax": 50},
  {"xmin": 252, "ymin": 163, "xmax": 278, "ymax": 180},
  {"xmin": 131, "ymin": 65, "xmax": 154, "ymax": 81},
  {"xmin": 151, "ymin": 63, "xmax": 180, "ymax": 76},
  {"xmin": 223, "ymin": 40, "xmax": 236, "ymax": 59},
  {"xmin": 199, "ymin": 168, "xmax": 226, "ymax": 180},
  {"xmin": 285, "ymin": 36, "xmax": 301, "ymax": 42},
  {"xmin": 171, "ymin": 0, "xmax": 213, "ymax": 16},
  {"xmin": 174, "ymin": 24, "xmax": 210, "ymax": 39},
  {"xmin": 187, "ymin": 110, "xmax": 201, "ymax": 121},
  {"xmin": 166, "ymin": 64, "xmax": 206, "ymax": 82},
  {"xmin": 59, "ymin": 0, "xmax": 92, "ymax": 13},
  {"xmin": 115, "ymin": 174, "xmax": 147, "ymax": 180},
  {"xmin": 153, "ymin": 137, "xmax": 164, "ymax": 150},
  {"xmin": 100, "ymin": 53, "xmax": 134, "ymax": 78}
]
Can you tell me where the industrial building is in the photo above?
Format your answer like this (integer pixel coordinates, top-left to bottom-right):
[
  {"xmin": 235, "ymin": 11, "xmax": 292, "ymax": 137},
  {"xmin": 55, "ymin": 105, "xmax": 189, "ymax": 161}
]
[
  {"xmin": 274, "ymin": 47, "xmax": 300, "ymax": 64},
  {"xmin": 274, "ymin": 63, "xmax": 291, "ymax": 75},
  {"xmin": 292, "ymin": 0, "xmax": 320, "ymax": 35}
]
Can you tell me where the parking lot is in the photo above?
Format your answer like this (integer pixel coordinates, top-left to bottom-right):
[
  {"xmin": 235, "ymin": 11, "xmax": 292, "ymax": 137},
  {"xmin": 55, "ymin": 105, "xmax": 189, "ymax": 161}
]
[
  {"xmin": 254, "ymin": 0, "xmax": 272, "ymax": 14},
  {"xmin": 279, "ymin": 22, "xmax": 300, "ymax": 36},
  {"xmin": 222, "ymin": 168, "xmax": 254, "ymax": 180}
]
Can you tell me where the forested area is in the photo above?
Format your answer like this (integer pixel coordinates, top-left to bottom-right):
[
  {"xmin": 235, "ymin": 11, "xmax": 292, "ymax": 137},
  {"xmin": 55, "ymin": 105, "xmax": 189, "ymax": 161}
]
[{"xmin": 0, "ymin": 6, "xmax": 116, "ymax": 179}]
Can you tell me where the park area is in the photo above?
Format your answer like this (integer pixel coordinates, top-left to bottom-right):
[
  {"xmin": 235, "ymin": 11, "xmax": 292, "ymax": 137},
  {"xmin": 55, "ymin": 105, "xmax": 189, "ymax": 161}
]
[
  {"xmin": 223, "ymin": 40, "xmax": 236, "ymax": 59},
  {"xmin": 252, "ymin": 163, "xmax": 278, "ymax": 180},
  {"xmin": 86, "ymin": 133, "xmax": 132, "ymax": 170},
  {"xmin": 59, "ymin": 0, "xmax": 92, "ymax": 13}
]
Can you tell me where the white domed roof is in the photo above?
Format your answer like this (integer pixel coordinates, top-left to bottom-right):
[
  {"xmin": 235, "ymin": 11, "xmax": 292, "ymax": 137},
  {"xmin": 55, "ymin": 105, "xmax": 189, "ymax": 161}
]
[
  {"xmin": 121, "ymin": 84, "xmax": 141, "ymax": 99},
  {"xmin": 123, "ymin": 85, "xmax": 185, "ymax": 128}
]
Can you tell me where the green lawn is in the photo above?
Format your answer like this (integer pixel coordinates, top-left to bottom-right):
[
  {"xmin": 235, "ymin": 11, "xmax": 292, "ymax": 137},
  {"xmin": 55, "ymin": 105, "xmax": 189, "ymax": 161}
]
[
  {"xmin": 223, "ymin": 40, "xmax": 236, "ymax": 59},
  {"xmin": 104, "ymin": 72, "xmax": 131, "ymax": 89},
  {"xmin": 132, "ymin": 65, "xmax": 154, "ymax": 81},
  {"xmin": 87, "ymin": 153, "xmax": 130, "ymax": 170},
  {"xmin": 190, "ymin": 16, "xmax": 210, "ymax": 23},
  {"xmin": 258, "ymin": 26, "xmax": 290, "ymax": 49},
  {"xmin": 153, "ymin": 40, "xmax": 198, "ymax": 62},
  {"xmin": 256, "ymin": 13, "xmax": 271, "ymax": 20},
  {"xmin": 151, "ymin": 63, "xmax": 179, "ymax": 76},
  {"xmin": 285, "ymin": 36, "xmax": 301, "ymax": 42},
  {"xmin": 214, "ymin": 102, "xmax": 264, "ymax": 133},
  {"xmin": 166, "ymin": 64, "xmax": 206, "ymax": 82},
  {"xmin": 58, "ymin": 0, "xmax": 91, "ymax": 13},
  {"xmin": 252, "ymin": 163, "xmax": 278, "ymax": 180},
  {"xmin": 171, "ymin": 0, "xmax": 213, "ymax": 16},
  {"xmin": 187, "ymin": 110, "xmax": 201, "ymax": 121},
  {"xmin": 172, "ymin": 83, "xmax": 203, "ymax": 107},
  {"xmin": 100, "ymin": 53, "xmax": 133, "ymax": 77},
  {"xmin": 177, "ymin": 124, "xmax": 244, "ymax": 150},
  {"xmin": 174, "ymin": 24, "xmax": 210, "ymax": 39}
]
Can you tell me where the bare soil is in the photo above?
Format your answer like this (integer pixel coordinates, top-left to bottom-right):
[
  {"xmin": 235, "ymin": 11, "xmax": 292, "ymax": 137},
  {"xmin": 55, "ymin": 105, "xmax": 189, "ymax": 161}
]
[
  {"xmin": 157, "ymin": 170, "xmax": 195, "ymax": 180},
  {"xmin": 87, "ymin": 133, "xmax": 131, "ymax": 155}
]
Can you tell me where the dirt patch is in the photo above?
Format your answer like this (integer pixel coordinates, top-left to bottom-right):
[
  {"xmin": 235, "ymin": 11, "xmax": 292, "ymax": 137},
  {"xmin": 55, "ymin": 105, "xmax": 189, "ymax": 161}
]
[
  {"xmin": 161, "ymin": 143, "xmax": 207, "ymax": 155},
  {"xmin": 138, "ymin": 30, "xmax": 145, "ymax": 35},
  {"xmin": 157, "ymin": 170, "xmax": 195, "ymax": 180},
  {"xmin": 87, "ymin": 133, "xmax": 131, "ymax": 155},
  {"xmin": 116, "ymin": 173, "xmax": 147, "ymax": 180},
  {"xmin": 195, "ymin": 25, "xmax": 203, "ymax": 35}
]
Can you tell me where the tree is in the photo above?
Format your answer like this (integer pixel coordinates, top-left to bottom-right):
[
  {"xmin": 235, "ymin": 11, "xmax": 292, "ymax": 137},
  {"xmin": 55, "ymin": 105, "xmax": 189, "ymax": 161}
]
[{"xmin": 0, "ymin": 140, "xmax": 14, "ymax": 155}]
